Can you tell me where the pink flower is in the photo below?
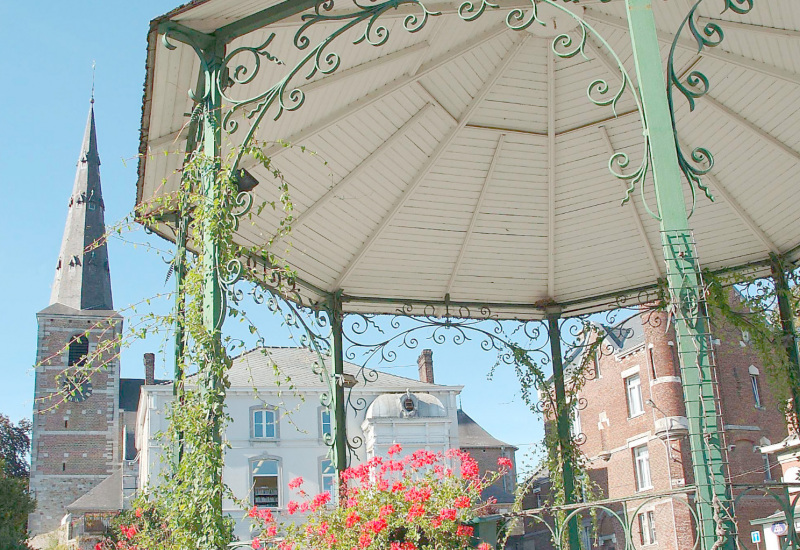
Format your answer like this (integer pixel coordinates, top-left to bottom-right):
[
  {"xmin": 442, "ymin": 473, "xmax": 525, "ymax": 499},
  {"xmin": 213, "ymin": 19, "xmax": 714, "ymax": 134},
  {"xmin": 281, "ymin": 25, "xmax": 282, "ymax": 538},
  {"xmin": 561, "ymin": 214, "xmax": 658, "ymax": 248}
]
[
  {"xmin": 134, "ymin": 508, "xmax": 143, "ymax": 518},
  {"xmin": 497, "ymin": 457, "xmax": 513, "ymax": 469},
  {"xmin": 317, "ymin": 521, "xmax": 329, "ymax": 536},
  {"xmin": 358, "ymin": 533, "xmax": 372, "ymax": 549},
  {"xmin": 478, "ymin": 544, "xmax": 492, "ymax": 550},
  {"xmin": 258, "ymin": 508, "xmax": 274, "ymax": 523},
  {"xmin": 439, "ymin": 508, "xmax": 457, "ymax": 521},
  {"xmin": 266, "ymin": 525, "xmax": 277, "ymax": 537},
  {"xmin": 248, "ymin": 506, "xmax": 259, "ymax": 518},
  {"xmin": 287, "ymin": 501, "xmax": 299, "ymax": 515},
  {"xmin": 251, "ymin": 537, "xmax": 262, "ymax": 549},
  {"xmin": 288, "ymin": 476, "xmax": 304, "ymax": 490},
  {"xmin": 388, "ymin": 443, "xmax": 402, "ymax": 455},
  {"xmin": 379, "ymin": 504, "xmax": 394, "ymax": 516}
]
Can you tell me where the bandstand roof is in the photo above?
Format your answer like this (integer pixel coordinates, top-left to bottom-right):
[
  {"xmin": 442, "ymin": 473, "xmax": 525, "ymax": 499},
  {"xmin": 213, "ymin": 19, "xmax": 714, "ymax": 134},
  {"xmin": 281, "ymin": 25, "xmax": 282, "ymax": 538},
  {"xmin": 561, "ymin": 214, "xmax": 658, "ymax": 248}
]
[{"xmin": 136, "ymin": 0, "xmax": 800, "ymax": 319}]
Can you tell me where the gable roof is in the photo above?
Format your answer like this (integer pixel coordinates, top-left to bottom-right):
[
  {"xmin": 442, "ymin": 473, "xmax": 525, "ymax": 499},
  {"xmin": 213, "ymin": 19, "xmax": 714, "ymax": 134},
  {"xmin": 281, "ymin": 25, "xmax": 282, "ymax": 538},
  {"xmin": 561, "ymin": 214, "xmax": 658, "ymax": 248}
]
[
  {"xmin": 457, "ymin": 409, "xmax": 515, "ymax": 449},
  {"xmin": 161, "ymin": 347, "xmax": 458, "ymax": 391},
  {"xmin": 66, "ymin": 469, "xmax": 122, "ymax": 513}
]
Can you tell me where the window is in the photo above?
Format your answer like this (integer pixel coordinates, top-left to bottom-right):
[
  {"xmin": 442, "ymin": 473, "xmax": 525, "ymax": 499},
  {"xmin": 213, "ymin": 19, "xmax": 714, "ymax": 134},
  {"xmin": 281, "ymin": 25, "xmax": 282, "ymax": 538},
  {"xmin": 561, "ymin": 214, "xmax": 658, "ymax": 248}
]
[
  {"xmin": 84, "ymin": 513, "xmax": 111, "ymax": 535},
  {"xmin": 582, "ymin": 524, "xmax": 592, "ymax": 549},
  {"xmin": 320, "ymin": 408, "xmax": 332, "ymax": 439},
  {"xmin": 668, "ymin": 341, "xmax": 681, "ymax": 376},
  {"xmin": 593, "ymin": 355, "xmax": 601, "ymax": 379},
  {"xmin": 638, "ymin": 510, "xmax": 657, "ymax": 545},
  {"xmin": 253, "ymin": 408, "xmax": 277, "ymax": 439},
  {"xmin": 571, "ymin": 407, "xmax": 582, "ymax": 441},
  {"xmin": 750, "ymin": 367, "xmax": 762, "ymax": 408},
  {"xmin": 647, "ymin": 346, "xmax": 656, "ymax": 380},
  {"xmin": 321, "ymin": 458, "xmax": 337, "ymax": 502},
  {"xmin": 626, "ymin": 374, "xmax": 644, "ymax": 417},
  {"xmin": 252, "ymin": 459, "xmax": 279, "ymax": 507},
  {"xmin": 764, "ymin": 454, "xmax": 773, "ymax": 482},
  {"xmin": 68, "ymin": 335, "xmax": 89, "ymax": 366},
  {"xmin": 633, "ymin": 444, "xmax": 652, "ymax": 491}
]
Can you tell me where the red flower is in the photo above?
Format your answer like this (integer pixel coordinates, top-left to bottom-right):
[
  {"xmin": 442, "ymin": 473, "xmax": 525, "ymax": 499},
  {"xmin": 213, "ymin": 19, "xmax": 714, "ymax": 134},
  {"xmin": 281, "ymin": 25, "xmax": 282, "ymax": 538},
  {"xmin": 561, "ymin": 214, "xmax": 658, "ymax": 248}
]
[
  {"xmin": 406, "ymin": 503, "xmax": 425, "ymax": 521},
  {"xmin": 287, "ymin": 501, "xmax": 299, "ymax": 515},
  {"xmin": 461, "ymin": 457, "xmax": 480, "ymax": 479},
  {"xmin": 391, "ymin": 481, "xmax": 406, "ymax": 493},
  {"xmin": 388, "ymin": 443, "xmax": 402, "ymax": 455},
  {"xmin": 478, "ymin": 544, "xmax": 493, "ymax": 550},
  {"xmin": 497, "ymin": 457, "xmax": 513, "ymax": 469},
  {"xmin": 95, "ymin": 544, "xmax": 103, "ymax": 550},
  {"xmin": 266, "ymin": 525, "xmax": 277, "ymax": 537},
  {"xmin": 258, "ymin": 508, "xmax": 274, "ymax": 523},
  {"xmin": 365, "ymin": 518, "xmax": 387, "ymax": 534},
  {"xmin": 251, "ymin": 537, "xmax": 262, "ymax": 549},
  {"xmin": 404, "ymin": 486, "xmax": 432, "ymax": 503},
  {"xmin": 454, "ymin": 495, "xmax": 471, "ymax": 508},
  {"xmin": 288, "ymin": 476, "xmax": 304, "ymax": 490},
  {"xmin": 134, "ymin": 508, "xmax": 143, "ymax": 518},
  {"xmin": 358, "ymin": 533, "xmax": 372, "ymax": 549},
  {"xmin": 346, "ymin": 511, "xmax": 361, "ymax": 528},
  {"xmin": 310, "ymin": 492, "xmax": 331, "ymax": 510},
  {"xmin": 457, "ymin": 525, "xmax": 474, "ymax": 537},
  {"xmin": 318, "ymin": 521, "xmax": 330, "ymax": 536},
  {"xmin": 439, "ymin": 508, "xmax": 457, "ymax": 521},
  {"xmin": 248, "ymin": 506, "xmax": 259, "ymax": 518}
]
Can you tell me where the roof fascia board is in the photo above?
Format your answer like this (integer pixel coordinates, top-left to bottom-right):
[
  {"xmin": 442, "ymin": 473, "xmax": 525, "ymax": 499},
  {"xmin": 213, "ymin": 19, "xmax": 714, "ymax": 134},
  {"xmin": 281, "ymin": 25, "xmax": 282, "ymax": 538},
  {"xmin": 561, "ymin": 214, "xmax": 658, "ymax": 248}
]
[{"xmin": 216, "ymin": 0, "xmax": 319, "ymax": 43}]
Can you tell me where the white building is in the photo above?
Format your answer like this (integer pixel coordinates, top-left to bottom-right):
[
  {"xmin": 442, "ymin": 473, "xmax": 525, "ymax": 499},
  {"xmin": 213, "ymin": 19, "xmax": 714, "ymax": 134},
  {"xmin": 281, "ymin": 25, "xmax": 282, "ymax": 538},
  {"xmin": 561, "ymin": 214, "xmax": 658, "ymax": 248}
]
[{"xmin": 135, "ymin": 347, "xmax": 508, "ymax": 539}]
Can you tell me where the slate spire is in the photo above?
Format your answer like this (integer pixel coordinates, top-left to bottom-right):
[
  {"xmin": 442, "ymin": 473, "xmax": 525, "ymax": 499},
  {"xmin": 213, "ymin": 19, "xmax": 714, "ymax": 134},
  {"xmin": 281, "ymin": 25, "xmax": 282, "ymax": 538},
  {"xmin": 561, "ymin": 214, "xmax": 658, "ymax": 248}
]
[{"xmin": 50, "ymin": 101, "xmax": 114, "ymax": 310}]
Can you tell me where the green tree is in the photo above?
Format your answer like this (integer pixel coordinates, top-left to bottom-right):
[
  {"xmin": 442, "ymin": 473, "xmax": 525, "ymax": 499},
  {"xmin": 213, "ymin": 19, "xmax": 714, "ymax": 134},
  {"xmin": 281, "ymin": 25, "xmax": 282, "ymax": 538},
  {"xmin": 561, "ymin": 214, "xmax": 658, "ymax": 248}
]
[
  {"xmin": 0, "ymin": 415, "xmax": 32, "ymax": 479},
  {"xmin": 0, "ymin": 416, "xmax": 35, "ymax": 550}
]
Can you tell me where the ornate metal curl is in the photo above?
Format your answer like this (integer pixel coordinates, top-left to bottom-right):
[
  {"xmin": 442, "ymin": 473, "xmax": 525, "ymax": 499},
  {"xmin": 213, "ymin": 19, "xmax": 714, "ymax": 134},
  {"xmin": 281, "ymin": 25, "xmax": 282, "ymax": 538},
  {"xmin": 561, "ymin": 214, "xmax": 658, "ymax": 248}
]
[{"xmin": 667, "ymin": 0, "xmax": 756, "ymax": 215}]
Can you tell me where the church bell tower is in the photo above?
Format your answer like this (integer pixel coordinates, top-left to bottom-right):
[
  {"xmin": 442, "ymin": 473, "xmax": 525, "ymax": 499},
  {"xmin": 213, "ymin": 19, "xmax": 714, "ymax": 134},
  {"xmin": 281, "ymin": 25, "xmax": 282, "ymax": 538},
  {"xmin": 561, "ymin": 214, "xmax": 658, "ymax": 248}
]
[{"xmin": 29, "ymin": 101, "xmax": 123, "ymax": 536}]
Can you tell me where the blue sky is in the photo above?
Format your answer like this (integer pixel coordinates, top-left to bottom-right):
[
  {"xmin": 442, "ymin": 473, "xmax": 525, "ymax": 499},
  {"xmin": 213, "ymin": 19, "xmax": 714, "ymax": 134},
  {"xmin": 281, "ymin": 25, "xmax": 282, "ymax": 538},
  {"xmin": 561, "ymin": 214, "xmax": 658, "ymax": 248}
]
[{"xmin": 0, "ymin": 0, "xmax": 544, "ymax": 465}]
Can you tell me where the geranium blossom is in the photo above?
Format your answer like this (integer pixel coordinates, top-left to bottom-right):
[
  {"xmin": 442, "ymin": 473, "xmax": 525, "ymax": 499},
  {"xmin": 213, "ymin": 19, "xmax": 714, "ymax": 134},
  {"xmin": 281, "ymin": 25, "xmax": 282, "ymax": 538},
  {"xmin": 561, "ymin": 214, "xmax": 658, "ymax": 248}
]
[{"xmin": 288, "ymin": 476, "xmax": 304, "ymax": 490}]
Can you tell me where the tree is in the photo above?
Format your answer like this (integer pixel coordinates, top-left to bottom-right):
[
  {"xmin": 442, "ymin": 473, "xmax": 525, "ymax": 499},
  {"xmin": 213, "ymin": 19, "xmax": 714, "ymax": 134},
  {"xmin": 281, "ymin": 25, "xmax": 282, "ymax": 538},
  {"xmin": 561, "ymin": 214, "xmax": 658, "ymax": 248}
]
[
  {"xmin": 0, "ymin": 416, "xmax": 34, "ymax": 549},
  {"xmin": 0, "ymin": 415, "xmax": 31, "ymax": 479}
]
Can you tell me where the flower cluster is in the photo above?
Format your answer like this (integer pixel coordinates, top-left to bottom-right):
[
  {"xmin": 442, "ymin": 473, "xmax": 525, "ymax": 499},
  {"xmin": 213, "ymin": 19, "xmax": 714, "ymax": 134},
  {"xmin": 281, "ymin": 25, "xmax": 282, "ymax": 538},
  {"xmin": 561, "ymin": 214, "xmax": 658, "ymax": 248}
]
[{"xmin": 250, "ymin": 445, "xmax": 509, "ymax": 550}]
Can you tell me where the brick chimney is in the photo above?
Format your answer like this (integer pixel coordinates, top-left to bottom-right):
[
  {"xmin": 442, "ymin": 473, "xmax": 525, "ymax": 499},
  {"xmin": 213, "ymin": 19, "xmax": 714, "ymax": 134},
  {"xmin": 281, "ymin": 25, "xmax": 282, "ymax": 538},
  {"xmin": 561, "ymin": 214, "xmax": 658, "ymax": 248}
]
[
  {"xmin": 144, "ymin": 353, "xmax": 155, "ymax": 385},
  {"xmin": 417, "ymin": 349, "xmax": 434, "ymax": 384}
]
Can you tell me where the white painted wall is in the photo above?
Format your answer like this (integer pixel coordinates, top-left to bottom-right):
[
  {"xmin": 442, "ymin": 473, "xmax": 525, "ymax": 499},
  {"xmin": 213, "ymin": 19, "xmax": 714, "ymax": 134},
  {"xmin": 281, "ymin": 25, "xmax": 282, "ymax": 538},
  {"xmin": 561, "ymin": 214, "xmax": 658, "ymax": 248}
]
[{"xmin": 137, "ymin": 384, "xmax": 461, "ymax": 540}]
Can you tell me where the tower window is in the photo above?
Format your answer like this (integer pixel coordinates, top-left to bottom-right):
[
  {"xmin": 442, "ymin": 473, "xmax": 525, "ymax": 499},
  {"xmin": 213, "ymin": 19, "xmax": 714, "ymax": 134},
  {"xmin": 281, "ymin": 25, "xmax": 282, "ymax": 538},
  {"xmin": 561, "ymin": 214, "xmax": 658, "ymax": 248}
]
[
  {"xmin": 750, "ymin": 366, "xmax": 762, "ymax": 408},
  {"xmin": 648, "ymin": 345, "xmax": 656, "ymax": 380},
  {"xmin": 626, "ymin": 374, "xmax": 644, "ymax": 417},
  {"xmin": 68, "ymin": 335, "xmax": 89, "ymax": 366}
]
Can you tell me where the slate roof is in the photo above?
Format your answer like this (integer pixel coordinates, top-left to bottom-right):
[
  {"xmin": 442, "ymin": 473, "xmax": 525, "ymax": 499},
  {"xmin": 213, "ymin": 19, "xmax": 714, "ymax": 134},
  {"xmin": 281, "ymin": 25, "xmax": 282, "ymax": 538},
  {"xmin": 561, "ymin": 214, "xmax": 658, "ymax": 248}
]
[
  {"xmin": 223, "ymin": 347, "xmax": 454, "ymax": 390},
  {"xmin": 457, "ymin": 410, "xmax": 515, "ymax": 449},
  {"xmin": 119, "ymin": 378, "xmax": 168, "ymax": 411},
  {"xmin": 602, "ymin": 315, "xmax": 646, "ymax": 354},
  {"xmin": 66, "ymin": 469, "xmax": 122, "ymax": 513}
]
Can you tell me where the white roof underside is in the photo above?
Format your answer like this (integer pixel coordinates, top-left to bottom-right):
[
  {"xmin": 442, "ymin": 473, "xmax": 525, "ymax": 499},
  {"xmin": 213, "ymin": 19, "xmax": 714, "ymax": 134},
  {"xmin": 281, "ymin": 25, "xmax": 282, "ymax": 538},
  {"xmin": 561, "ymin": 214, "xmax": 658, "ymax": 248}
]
[{"xmin": 138, "ymin": 0, "xmax": 800, "ymax": 319}]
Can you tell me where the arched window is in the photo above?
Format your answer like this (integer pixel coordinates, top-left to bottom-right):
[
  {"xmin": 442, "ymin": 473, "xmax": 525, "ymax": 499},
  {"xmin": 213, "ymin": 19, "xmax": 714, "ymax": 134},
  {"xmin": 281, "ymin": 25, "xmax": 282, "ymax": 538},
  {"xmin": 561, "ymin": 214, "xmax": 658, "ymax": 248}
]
[{"xmin": 68, "ymin": 335, "xmax": 89, "ymax": 366}]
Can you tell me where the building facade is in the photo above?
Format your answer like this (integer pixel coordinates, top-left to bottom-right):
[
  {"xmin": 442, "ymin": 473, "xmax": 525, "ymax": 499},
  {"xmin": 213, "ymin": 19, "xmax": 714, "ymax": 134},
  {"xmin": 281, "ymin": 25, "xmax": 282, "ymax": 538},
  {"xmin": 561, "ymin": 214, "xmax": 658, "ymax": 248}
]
[
  {"xmin": 136, "ymin": 347, "xmax": 517, "ymax": 541},
  {"xmin": 518, "ymin": 306, "xmax": 787, "ymax": 550}
]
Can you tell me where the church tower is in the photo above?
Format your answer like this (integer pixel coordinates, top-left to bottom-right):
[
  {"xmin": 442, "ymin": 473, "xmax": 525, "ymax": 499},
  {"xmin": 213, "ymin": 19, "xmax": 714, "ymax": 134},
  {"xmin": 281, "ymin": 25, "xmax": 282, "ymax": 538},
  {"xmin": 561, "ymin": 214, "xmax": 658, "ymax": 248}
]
[{"xmin": 29, "ymin": 101, "xmax": 123, "ymax": 536}]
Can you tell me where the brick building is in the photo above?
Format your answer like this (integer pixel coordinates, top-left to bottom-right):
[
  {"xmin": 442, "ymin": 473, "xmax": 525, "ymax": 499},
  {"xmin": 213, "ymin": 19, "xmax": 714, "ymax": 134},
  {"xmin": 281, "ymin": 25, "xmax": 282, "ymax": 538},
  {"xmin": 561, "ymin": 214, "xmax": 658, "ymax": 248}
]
[
  {"xmin": 28, "ymin": 102, "xmax": 150, "ymax": 548},
  {"xmin": 517, "ymin": 306, "xmax": 787, "ymax": 550}
]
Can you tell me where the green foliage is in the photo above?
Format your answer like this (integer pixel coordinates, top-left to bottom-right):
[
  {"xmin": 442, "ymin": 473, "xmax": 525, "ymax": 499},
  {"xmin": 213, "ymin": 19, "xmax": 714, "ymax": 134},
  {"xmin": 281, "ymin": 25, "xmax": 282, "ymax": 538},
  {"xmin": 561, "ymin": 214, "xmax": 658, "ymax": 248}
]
[
  {"xmin": 0, "ymin": 415, "xmax": 32, "ymax": 479},
  {"xmin": 0, "ymin": 459, "xmax": 35, "ymax": 550}
]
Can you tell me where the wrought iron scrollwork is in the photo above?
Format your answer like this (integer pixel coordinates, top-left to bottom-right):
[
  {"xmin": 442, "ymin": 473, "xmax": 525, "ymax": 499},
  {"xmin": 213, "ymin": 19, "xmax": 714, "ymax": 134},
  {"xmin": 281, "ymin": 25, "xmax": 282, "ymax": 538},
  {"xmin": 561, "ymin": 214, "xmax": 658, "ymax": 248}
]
[{"xmin": 667, "ymin": 0, "xmax": 755, "ymax": 215}]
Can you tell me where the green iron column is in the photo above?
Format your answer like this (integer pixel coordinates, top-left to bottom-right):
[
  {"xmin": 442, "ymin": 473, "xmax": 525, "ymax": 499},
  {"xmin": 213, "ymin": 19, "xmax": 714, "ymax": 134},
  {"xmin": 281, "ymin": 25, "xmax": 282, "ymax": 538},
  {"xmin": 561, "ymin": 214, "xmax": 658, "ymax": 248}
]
[
  {"xmin": 626, "ymin": 1, "xmax": 733, "ymax": 548},
  {"xmin": 173, "ymin": 210, "xmax": 188, "ymax": 466},
  {"xmin": 547, "ymin": 310, "xmax": 579, "ymax": 550},
  {"xmin": 329, "ymin": 291, "xmax": 349, "ymax": 490},
  {"xmin": 200, "ymin": 40, "xmax": 227, "ymax": 544},
  {"xmin": 771, "ymin": 254, "xmax": 800, "ymax": 432}
]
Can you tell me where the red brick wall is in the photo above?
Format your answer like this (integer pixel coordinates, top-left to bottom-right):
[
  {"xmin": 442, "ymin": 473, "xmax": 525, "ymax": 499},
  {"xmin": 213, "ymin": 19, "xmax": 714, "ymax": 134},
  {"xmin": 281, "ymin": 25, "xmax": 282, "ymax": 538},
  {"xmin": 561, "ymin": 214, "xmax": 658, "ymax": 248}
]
[{"xmin": 29, "ymin": 312, "xmax": 121, "ymax": 535}]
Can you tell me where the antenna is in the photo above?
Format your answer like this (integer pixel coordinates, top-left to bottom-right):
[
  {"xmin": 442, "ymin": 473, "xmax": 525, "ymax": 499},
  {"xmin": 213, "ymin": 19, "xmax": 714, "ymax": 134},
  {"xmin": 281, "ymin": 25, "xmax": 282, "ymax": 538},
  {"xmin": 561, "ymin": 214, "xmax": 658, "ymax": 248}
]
[{"xmin": 91, "ymin": 60, "xmax": 96, "ymax": 104}]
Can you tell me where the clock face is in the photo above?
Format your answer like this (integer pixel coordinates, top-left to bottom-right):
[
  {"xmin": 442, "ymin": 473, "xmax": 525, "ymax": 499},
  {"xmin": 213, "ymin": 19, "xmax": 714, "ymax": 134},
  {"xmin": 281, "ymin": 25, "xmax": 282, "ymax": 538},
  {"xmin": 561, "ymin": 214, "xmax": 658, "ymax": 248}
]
[{"xmin": 61, "ymin": 374, "xmax": 93, "ymax": 403}]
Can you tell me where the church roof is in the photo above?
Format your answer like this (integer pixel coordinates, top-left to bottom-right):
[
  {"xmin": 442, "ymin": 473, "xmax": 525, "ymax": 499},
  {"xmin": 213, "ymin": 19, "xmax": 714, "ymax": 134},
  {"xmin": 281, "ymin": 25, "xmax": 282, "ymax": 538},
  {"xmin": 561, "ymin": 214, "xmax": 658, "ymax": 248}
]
[
  {"xmin": 50, "ymin": 102, "xmax": 114, "ymax": 311},
  {"xmin": 66, "ymin": 469, "xmax": 122, "ymax": 513},
  {"xmin": 457, "ymin": 409, "xmax": 516, "ymax": 449}
]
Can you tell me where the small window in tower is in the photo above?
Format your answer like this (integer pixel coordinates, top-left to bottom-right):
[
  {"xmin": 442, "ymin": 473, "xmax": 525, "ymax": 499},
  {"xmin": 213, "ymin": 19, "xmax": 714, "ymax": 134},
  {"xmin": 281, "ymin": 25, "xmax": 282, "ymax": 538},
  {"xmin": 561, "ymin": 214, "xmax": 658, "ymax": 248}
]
[
  {"xmin": 68, "ymin": 336, "xmax": 89, "ymax": 367},
  {"xmin": 648, "ymin": 345, "xmax": 657, "ymax": 380}
]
